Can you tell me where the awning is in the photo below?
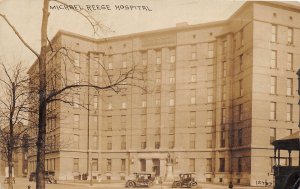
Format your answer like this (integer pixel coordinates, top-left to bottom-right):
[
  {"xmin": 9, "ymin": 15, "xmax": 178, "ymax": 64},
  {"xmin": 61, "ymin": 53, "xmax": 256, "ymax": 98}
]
[{"xmin": 272, "ymin": 131, "xmax": 300, "ymax": 151}]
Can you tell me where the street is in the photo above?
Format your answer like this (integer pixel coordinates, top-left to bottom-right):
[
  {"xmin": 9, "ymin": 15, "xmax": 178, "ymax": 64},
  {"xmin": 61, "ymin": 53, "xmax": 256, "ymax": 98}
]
[{"xmin": 0, "ymin": 177, "xmax": 273, "ymax": 189}]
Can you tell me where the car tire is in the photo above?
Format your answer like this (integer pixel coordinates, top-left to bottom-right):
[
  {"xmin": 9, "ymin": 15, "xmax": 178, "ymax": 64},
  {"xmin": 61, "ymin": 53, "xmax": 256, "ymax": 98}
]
[
  {"xmin": 190, "ymin": 181, "xmax": 197, "ymax": 188},
  {"xmin": 172, "ymin": 181, "xmax": 181, "ymax": 188},
  {"xmin": 127, "ymin": 181, "xmax": 135, "ymax": 188},
  {"xmin": 148, "ymin": 181, "xmax": 154, "ymax": 187}
]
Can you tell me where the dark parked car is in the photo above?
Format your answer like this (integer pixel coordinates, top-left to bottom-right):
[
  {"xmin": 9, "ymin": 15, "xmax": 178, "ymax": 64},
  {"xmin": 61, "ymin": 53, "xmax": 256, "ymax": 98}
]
[
  {"xmin": 125, "ymin": 172, "xmax": 155, "ymax": 188},
  {"xmin": 172, "ymin": 173, "xmax": 197, "ymax": 188},
  {"xmin": 29, "ymin": 171, "xmax": 56, "ymax": 183}
]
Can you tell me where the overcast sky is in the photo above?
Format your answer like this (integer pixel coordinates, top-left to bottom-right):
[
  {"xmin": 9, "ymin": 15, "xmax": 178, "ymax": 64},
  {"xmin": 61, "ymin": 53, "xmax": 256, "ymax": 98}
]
[{"xmin": 0, "ymin": 0, "xmax": 247, "ymax": 68}]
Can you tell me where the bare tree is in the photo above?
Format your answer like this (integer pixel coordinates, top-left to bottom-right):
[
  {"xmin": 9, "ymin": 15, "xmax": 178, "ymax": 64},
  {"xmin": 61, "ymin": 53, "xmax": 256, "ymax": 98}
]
[
  {"xmin": 0, "ymin": 63, "xmax": 30, "ymax": 189},
  {"xmin": 0, "ymin": 1, "xmax": 146, "ymax": 189}
]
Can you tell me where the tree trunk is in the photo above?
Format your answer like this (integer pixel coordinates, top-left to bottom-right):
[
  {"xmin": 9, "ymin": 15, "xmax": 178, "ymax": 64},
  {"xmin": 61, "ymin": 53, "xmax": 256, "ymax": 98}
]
[
  {"xmin": 7, "ymin": 149, "xmax": 13, "ymax": 189},
  {"xmin": 36, "ymin": 1, "xmax": 49, "ymax": 189}
]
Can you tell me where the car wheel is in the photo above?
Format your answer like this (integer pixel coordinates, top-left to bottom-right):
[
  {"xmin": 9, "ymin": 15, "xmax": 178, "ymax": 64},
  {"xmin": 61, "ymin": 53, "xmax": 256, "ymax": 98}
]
[
  {"xmin": 173, "ymin": 181, "xmax": 181, "ymax": 188},
  {"xmin": 148, "ymin": 181, "xmax": 154, "ymax": 187},
  {"xmin": 127, "ymin": 181, "xmax": 135, "ymax": 188},
  {"xmin": 190, "ymin": 181, "xmax": 197, "ymax": 188}
]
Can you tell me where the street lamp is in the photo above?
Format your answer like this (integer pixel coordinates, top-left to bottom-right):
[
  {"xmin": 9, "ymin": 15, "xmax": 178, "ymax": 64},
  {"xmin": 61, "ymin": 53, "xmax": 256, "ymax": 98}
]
[
  {"xmin": 297, "ymin": 69, "xmax": 300, "ymax": 128},
  {"xmin": 296, "ymin": 69, "xmax": 300, "ymax": 166}
]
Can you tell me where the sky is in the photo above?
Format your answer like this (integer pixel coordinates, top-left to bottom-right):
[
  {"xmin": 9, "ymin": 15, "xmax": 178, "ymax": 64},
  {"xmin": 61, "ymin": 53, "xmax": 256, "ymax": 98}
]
[{"xmin": 0, "ymin": 0, "xmax": 249, "ymax": 68}]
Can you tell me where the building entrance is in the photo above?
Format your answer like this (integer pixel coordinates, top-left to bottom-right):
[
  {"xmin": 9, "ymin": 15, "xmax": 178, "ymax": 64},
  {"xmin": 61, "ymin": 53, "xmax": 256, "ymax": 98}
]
[{"xmin": 152, "ymin": 159, "xmax": 160, "ymax": 176}]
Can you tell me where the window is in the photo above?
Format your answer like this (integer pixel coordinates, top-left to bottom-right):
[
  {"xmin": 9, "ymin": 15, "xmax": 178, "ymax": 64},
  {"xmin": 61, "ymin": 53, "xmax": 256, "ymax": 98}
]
[
  {"xmin": 121, "ymin": 115, "xmax": 126, "ymax": 130},
  {"xmin": 191, "ymin": 45, "xmax": 197, "ymax": 60},
  {"xmin": 287, "ymin": 53, "xmax": 293, "ymax": 70},
  {"xmin": 121, "ymin": 159, "xmax": 126, "ymax": 172},
  {"xmin": 73, "ymin": 158, "xmax": 79, "ymax": 172},
  {"xmin": 92, "ymin": 116, "xmax": 98, "ymax": 129},
  {"xmin": 287, "ymin": 78, "xmax": 293, "ymax": 96},
  {"xmin": 142, "ymin": 52, "xmax": 148, "ymax": 65},
  {"xmin": 207, "ymin": 110, "xmax": 213, "ymax": 126},
  {"xmin": 222, "ymin": 61, "xmax": 227, "ymax": 77},
  {"xmin": 74, "ymin": 114, "xmax": 80, "ymax": 128},
  {"xmin": 207, "ymin": 65, "xmax": 213, "ymax": 80},
  {"xmin": 238, "ymin": 129, "xmax": 243, "ymax": 146},
  {"xmin": 240, "ymin": 54, "xmax": 244, "ymax": 72},
  {"xmin": 108, "ymin": 56, "xmax": 113, "ymax": 69},
  {"xmin": 190, "ymin": 133, "xmax": 196, "ymax": 149},
  {"xmin": 142, "ymin": 100, "xmax": 147, "ymax": 108},
  {"xmin": 221, "ymin": 108, "xmax": 226, "ymax": 124},
  {"xmin": 189, "ymin": 159, "xmax": 195, "ymax": 172},
  {"xmin": 190, "ymin": 89, "xmax": 196, "ymax": 105},
  {"xmin": 155, "ymin": 134, "xmax": 160, "ymax": 149},
  {"xmin": 271, "ymin": 76, "xmax": 277, "ymax": 94},
  {"xmin": 222, "ymin": 85, "xmax": 226, "ymax": 101},
  {"xmin": 74, "ymin": 73, "xmax": 80, "ymax": 83},
  {"xmin": 74, "ymin": 52, "xmax": 80, "ymax": 67},
  {"xmin": 122, "ymin": 54, "xmax": 127, "ymax": 68},
  {"xmin": 155, "ymin": 93, "xmax": 161, "ymax": 107},
  {"xmin": 237, "ymin": 158, "xmax": 242, "ymax": 172},
  {"xmin": 223, "ymin": 40, "xmax": 227, "ymax": 54},
  {"xmin": 169, "ymin": 71, "xmax": 175, "ymax": 84},
  {"xmin": 155, "ymin": 71, "xmax": 161, "ymax": 85},
  {"xmin": 191, "ymin": 67, "xmax": 196, "ymax": 82},
  {"xmin": 190, "ymin": 111, "xmax": 196, "ymax": 127},
  {"xmin": 121, "ymin": 135, "xmax": 126, "ymax": 150},
  {"xmin": 141, "ymin": 114, "xmax": 147, "ymax": 135},
  {"xmin": 287, "ymin": 104, "xmax": 293, "ymax": 122},
  {"xmin": 121, "ymin": 95, "xmax": 127, "ymax": 109},
  {"xmin": 94, "ymin": 75, "xmax": 98, "ymax": 85},
  {"xmin": 93, "ymin": 96, "xmax": 98, "ymax": 109},
  {"xmin": 220, "ymin": 130, "xmax": 225, "ymax": 147},
  {"xmin": 140, "ymin": 159, "xmax": 146, "ymax": 171},
  {"xmin": 206, "ymin": 159, "xmax": 212, "ymax": 172},
  {"xmin": 73, "ymin": 94, "xmax": 80, "ymax": 108},
  {"xmin": 156, "ymin": 50, "xmax": 161, "ymax": 64},
  {"xmin": 239, "ymin": 79, "xmax": 243, "ymax": 97},
  {"xmin": 169, "ymin": 136, "xmax": 175, "ymax": 149},
  {"xmin": 270, "ymin": 102, "xmax": 277, "ymax": 120},
  {"xmin": 107, "ymin": 96, "xmax": 112, "ymax": 110},
  {"xmin": 169, "ymin": 113, "xmax": 175, "ymax": 134},
  {"xmin": 207, "ymin": 133, "xmax": 212, "ymax": 148},
  {"xmin": 169, "ymin": 92, "xmax": 175, "ymax": 106},
  {"xmin": 270, "ymin": 128, "xmax": 276, "ymax": 144},
  {"xmin": 271, "ymin": 25, "xmax": 277, "ymax": 43},
  {"xmin": 241, "ymin": 29, "xmax": 244, "ymax": 46},
  {"xmin": 93, "ymin": 136, "xmax": 98, "ymax": 149},
  {"xmin": 219, "ymin": 158, "xmax": 225, "ymax": 172},
  {"xmin": 107, "ymin": 136, "xmax": 112, "ymax": 150},
  {"xmin": 207, "ymin": 88, "xmax": 213, "ymax": 103},
  {"xmin": 170, "ymin": 48, "xmax": 176, "ymax": 63},
  {"xmin": 238, "ymin": 104, "xmax": 243, "ymax": 121},
  {"xmin": 288, "ymin": 27, "xmax": 293, "ymax": 44},
  {"xmin": 73, "ymin": 134, "xmax": 79, "ymax": 149},
  {"xmin": 107, "ymin": 116, "xmax": 112, "ymax": 131},
  {"xmin": 141, "ymin": 136, "xmax": 146, "ymax": 149},
  {"xmin": 208, "ymin": 43, "xmax": 214, "ymax": 58},
  {"xmin": 107, "ymin": 159, "xmax": 112, "ymax": 171},
  {"xmin": 271, "ymin": 50, "xmax": 277, "ymax": 68}
]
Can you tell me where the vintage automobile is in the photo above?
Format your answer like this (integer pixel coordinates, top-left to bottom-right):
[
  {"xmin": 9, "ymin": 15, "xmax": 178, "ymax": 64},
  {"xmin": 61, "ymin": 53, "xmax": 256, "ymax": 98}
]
[
  {"xmin": 272, "ymin": 131, "xmax": 300, "ymax": 189},
  {"xmin": 125, "ymin": 172, "xmax": 155, "ymax": 188},
  {"xmin": 172, "ymin": 173, "xmax": 197, "ymax": 188},
  {"xmin": 29, "ymin": 171, "xmax": 57, "ymax": 184}
]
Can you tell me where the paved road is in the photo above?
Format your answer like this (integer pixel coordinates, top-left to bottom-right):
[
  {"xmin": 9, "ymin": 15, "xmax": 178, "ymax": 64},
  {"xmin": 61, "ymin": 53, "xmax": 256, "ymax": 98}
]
[{"xmin": 0, "ymin": 177, "xmax": 273, "ymax": 189}]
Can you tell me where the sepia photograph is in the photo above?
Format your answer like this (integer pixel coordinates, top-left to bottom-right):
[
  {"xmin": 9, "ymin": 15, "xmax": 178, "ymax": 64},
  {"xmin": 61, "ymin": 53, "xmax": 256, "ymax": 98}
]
[{"xmin": 0, "ymin": 0, "xmax": 300, "ymax": 189}]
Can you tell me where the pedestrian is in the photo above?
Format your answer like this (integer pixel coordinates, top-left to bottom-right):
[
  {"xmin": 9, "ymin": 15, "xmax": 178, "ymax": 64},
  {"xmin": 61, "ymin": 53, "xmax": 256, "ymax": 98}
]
[{"xmin": 229, "ymin": 181, "xmax": 233, "ymax": 189}]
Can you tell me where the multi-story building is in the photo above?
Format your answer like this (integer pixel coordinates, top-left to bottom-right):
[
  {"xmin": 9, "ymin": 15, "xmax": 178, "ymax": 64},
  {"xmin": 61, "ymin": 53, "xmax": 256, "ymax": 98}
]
[{"xmin": 27, "ymin": 1, "xmax": 300, "ymax": 186}]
